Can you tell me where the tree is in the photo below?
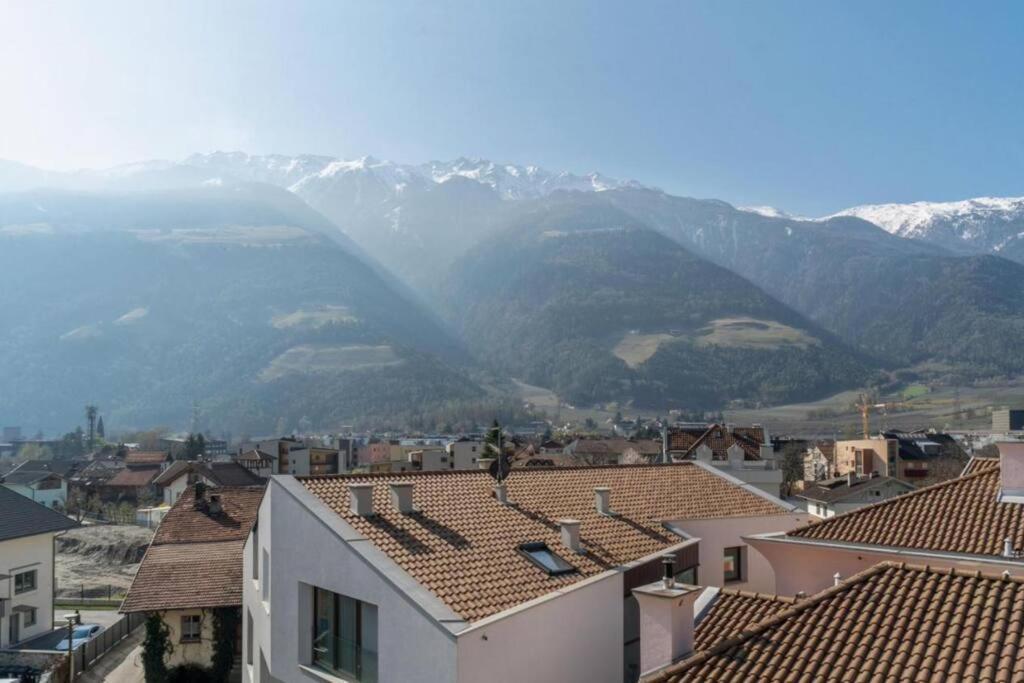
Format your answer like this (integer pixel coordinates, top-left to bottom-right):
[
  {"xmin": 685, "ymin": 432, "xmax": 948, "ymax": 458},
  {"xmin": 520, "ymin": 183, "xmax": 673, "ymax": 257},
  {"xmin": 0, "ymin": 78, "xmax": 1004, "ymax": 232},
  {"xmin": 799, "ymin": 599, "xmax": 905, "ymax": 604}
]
[
  {"xmin": 779, "ymin": 442, "xmax": 806, "ymax": 498},
  {"xmin": 85, "ymin": 405, "xmax": 99, "ymax": 451},
  {"xmin": 483, "ymin": 420, "xmax": 503, "ymax": 457},
  {"xmin": 96, "ymin": 416, "xmax": 105, "ymax": 440},
  {"xmin": 17, "ymin": 443, "xmax": 53, "ymax": 461}
]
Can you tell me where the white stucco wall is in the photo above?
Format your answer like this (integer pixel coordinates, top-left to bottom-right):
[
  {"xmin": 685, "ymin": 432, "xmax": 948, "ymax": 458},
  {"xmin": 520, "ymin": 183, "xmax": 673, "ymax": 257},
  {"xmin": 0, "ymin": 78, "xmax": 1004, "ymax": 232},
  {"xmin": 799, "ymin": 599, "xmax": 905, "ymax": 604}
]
[
  {"xmin": 457, "ymin": 572, "xmax": 624, "ymax": 683},
  {"xmin": 163, "ymin": 608, "xmax": 216, "ymax": 668},
  {"xmin": 0, "ymin": 533, "xmax": 57, "ymax": 647},
  {"xmin": 673, "ymin": 513, "xmax": 808, "ymax": 594},
  {"xmin": 243, "ymin": 478, "xmax": 459, "ymax": 683},
  {"xmin": 3, "ymin": 481, "xmax": 67, "ymax": 509},
  {"xmin": 749, "ymin": 536, "xmax": 1024, "ymax": 596}
]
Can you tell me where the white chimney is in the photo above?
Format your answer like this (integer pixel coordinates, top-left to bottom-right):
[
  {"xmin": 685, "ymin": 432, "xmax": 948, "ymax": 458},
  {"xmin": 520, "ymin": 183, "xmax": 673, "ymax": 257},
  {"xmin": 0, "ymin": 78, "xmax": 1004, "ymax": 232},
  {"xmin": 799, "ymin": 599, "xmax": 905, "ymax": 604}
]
[
  {"xmin": 348, "ymin": 483, "xmax": 375, "ymax": 516},
  {"xmin": 493, "ymin": 483, "xmax": 508, "ymax": 505},
  {"xmin": 833, "ymin": 572, "xmax": 842, "ymax": 586},
  {"xmin": 389, "ymin": 482, "xmax": 414, "ymax": 513},
  {"xmin": 595, "ymin": 487, "xmax": 612, "ymax": 516},
  {"xmin": 632, "ymin": 573, "xmax": 702, "ymax": 675},
  {"xmin": 998, "ymin": 442, "xmax": 1024, "ymax": 503},
  {"xmin": 1003, "ymin": 538, "xmax": 1018, "ymax": 559},
  {"xmin": 559, "ymin": 519, "xmax": 582, "ymax": 554}
]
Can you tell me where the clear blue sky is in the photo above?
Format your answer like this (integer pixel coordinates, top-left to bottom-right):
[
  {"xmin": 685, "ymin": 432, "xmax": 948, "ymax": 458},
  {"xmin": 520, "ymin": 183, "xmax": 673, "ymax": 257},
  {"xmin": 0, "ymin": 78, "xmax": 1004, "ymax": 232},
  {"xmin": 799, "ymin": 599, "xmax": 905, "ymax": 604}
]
[{"xmin": 2, "ymin": 0, "xmax": 1022, "ymax": 214}]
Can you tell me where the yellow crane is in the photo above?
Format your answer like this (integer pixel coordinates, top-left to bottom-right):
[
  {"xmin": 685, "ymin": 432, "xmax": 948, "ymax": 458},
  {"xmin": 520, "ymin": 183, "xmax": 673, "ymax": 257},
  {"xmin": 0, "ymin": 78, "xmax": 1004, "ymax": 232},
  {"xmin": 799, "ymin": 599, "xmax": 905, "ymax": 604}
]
[{"xmin": 855, "ymin": 393, "xmax": 903, "ymax": 438}]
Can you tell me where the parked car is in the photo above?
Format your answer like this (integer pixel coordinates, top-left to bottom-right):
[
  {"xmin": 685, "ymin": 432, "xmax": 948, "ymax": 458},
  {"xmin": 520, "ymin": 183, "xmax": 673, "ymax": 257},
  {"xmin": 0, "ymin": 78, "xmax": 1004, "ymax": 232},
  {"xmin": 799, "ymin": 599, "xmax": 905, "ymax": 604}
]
[{"xmin": 55, "ymin": 623, "xmax": 102, "ymax": 651}]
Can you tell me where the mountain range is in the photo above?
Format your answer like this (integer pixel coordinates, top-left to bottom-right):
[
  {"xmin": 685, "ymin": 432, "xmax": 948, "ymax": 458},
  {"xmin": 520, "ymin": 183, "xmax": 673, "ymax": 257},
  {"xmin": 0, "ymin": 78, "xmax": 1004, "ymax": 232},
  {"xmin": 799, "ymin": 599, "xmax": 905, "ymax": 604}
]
[{"xmin": 3, "ymin": 153, "xmax": 1024, "ymax": 433}]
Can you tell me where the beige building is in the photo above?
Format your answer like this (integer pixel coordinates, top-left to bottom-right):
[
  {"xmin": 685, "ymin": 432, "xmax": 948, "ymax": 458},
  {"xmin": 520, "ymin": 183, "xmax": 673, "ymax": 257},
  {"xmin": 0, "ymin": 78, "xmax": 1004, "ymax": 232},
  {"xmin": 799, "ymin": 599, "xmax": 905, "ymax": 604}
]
[{"xmin": 121, "ymin": 485, "xmax": 265, "ymax": 674}]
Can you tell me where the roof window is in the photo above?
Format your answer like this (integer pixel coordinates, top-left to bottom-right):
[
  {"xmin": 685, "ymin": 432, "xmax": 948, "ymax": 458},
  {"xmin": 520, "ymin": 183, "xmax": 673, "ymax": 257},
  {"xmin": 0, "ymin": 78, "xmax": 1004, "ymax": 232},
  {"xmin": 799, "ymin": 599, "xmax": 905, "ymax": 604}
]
[{"xmin": 519, "ymin": 542, "xmax": 576, "ymax": 575}]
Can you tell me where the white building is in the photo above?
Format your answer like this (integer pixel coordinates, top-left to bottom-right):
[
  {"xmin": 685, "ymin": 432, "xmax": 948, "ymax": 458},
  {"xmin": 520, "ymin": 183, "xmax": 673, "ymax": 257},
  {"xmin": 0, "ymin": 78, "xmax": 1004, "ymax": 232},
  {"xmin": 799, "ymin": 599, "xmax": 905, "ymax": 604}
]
[
  {"xmin": 0, "ymin": 486, "xmax": 77, "ymax": 647},
  {"xmin": 242, "ymin": 463, "xmax": 807, "ymax": 683},
  {"xmin": 445, "ymin": 438, "xmax": 484, "ymax": 470},
  {"xmin": 0, "ymin": 470, "xmax": 67, "ymax": 509},
  {"xmin": 797, "ymin": 472, "xmax": 916, "ymax": 518}
]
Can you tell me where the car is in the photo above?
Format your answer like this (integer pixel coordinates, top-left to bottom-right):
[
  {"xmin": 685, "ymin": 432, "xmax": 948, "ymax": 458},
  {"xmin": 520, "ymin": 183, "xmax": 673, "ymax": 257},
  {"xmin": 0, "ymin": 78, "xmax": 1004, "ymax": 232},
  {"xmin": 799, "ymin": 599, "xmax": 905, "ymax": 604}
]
[{"xmin": 54, "ymin": 623, "xmax": 102, "ymax": 651}]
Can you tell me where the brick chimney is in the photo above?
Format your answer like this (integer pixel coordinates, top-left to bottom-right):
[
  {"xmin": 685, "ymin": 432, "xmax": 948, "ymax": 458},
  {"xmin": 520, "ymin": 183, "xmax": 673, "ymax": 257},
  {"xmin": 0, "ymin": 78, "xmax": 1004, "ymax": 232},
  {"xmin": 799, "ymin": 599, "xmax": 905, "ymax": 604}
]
[{"xmin": 632, "ymin": 554, "xmax": 703, "ymax": 675}]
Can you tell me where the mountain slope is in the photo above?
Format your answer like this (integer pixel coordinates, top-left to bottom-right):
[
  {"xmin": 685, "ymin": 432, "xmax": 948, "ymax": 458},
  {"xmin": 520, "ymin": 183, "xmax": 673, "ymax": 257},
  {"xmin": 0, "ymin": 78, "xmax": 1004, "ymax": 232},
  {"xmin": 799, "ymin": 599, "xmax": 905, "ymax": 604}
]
[
  {"xmin": 0, "ymin": 186, "xmax": 478, "ymax": 433},
  {"xmin": 829, "ymin": 196, "xmax": 1024, "ymax": 264},
  {"xmin": 441, "ymin": 194, "xmax": 872, "ymax": 409},
  {"xmin": 604, "ymin": 189, "xmax": 1024, "ymax": 378}
]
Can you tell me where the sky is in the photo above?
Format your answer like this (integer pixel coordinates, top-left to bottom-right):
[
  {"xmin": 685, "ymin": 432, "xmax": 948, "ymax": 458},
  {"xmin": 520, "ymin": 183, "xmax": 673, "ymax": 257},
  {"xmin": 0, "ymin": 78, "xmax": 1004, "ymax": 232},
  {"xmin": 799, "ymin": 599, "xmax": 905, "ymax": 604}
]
[{"xmin": 1, "ymin": 1, "xmax": 1023, "ymax": 214}]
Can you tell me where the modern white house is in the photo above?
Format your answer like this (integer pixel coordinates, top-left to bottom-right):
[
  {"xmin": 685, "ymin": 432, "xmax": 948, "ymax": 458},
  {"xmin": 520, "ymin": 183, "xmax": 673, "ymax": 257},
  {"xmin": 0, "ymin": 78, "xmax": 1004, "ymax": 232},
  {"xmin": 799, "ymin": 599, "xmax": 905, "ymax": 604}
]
[
  {"xmin": 746, "ymin": 445, "xmax": 1024, "ymax": 597},
  {"xmin": 0, "ymin": 469, "xmax": 67, "ymax": 509},
  {"xmin": 242, "ymin": 462, "xmax": 807, "ymax": 683},
  {"xmin": 0, "ymin": 486, "xmax": 77, "ymax": 648}
]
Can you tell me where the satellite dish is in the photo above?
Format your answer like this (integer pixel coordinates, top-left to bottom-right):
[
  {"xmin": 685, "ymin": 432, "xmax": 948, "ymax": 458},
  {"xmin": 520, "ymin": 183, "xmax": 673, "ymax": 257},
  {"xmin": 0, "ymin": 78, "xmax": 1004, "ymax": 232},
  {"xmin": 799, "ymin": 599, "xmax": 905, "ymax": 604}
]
[{"xmin": 489, "ymin": 452, "xmax": 511, "ymax": 482}]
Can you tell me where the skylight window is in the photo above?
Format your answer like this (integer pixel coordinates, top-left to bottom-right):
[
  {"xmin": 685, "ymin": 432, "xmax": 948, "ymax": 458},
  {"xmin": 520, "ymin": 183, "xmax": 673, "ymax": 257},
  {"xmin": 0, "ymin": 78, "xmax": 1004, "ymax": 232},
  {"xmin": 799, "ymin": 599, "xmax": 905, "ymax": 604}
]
[{"xmin": 519, "ymin": 542, "xmax": 576, "ymax": 576}]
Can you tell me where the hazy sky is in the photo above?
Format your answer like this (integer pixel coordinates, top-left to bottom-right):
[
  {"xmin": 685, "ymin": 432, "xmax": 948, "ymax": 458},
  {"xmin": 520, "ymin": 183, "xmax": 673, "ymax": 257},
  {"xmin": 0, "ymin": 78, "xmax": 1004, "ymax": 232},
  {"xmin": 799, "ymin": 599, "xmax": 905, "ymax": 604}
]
[{"xmin": 2, "ymin": 0, "xmax": 1023, "ymax": 214}]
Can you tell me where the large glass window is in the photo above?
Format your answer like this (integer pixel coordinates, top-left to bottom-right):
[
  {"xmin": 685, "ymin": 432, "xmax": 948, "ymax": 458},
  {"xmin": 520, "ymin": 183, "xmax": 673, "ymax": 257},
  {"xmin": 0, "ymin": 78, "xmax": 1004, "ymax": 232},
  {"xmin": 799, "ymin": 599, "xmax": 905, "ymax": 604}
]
[
  {"xmin": 723, "ymin": 546, "xmax": 744, "ymax": 583},
  {"xmin": 14, "ymin": 570, "xmax": 37, "ymax": 594},
  {"xmin": 312, "ymin": 587, "xmax": 378, "ymax": 683}
]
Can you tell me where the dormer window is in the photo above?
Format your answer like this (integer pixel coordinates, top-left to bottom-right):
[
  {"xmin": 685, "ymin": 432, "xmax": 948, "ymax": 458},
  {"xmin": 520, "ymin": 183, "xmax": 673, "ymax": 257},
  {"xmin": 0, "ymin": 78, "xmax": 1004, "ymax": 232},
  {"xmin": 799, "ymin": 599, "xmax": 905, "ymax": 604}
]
[{"xmin": 519, "ymin": 542, "xmax": 576, "ymax": 575}]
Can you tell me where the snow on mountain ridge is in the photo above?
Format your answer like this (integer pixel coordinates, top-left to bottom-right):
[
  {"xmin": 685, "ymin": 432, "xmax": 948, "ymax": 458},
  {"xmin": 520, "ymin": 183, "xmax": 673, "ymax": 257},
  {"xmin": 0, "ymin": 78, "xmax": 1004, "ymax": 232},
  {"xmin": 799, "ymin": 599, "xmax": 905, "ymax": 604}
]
[{"xmin": 827, "ymin": 196, "xmax": 1024, "ymax": 240}]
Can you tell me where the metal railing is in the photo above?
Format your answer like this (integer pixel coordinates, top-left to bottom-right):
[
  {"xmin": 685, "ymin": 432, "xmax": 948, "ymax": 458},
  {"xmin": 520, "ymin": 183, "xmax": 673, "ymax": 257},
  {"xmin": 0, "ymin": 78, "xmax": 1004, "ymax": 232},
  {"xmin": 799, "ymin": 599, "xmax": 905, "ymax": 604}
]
[{"xmin": 68, "ymin": 612, "xmax": 146, "ymax": 676}]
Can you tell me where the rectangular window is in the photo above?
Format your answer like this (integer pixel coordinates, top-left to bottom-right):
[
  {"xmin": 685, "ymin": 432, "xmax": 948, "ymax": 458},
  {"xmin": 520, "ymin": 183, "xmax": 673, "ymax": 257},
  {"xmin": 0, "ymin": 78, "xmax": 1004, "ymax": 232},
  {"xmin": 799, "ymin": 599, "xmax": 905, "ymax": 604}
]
[
  {"xmin": 180, "ymin": 615, "xmax": 202, "ymax": 643},
  {"xmin": 14, "ymin": 570, "xmax": 37, "ymax": 594},
  {"xmin": 246, "ymin": 611, "xmax": 254, "ymax": 666},
  {"xmin": 251, "ymin": 525, "xmax": 259, "ymax": 582},
  {"xmin": 312, "ymin": 587, "xmax": 378, "ymax": 683},
  {"xmin": 518, "ymin": 543, "xmax": 576, "ymax": 576},
  {"xmin": 23, "ymin": 608, "xmax": 37, "ymax": 627},
  {"xmin": 723, "ymin": 546, "xmax": 744, "ymax": 583},
  {"xmin": 261, "ymin": 549, "xmax": 270, "ymax": 604}
]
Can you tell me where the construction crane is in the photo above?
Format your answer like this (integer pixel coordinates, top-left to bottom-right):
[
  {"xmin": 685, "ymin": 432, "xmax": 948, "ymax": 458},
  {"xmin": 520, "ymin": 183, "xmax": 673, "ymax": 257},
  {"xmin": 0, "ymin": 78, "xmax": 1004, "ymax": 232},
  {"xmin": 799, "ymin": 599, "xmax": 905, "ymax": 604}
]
[{"xmin": 855, "ymin": 393, "xmax": 903, "ymax": 438}]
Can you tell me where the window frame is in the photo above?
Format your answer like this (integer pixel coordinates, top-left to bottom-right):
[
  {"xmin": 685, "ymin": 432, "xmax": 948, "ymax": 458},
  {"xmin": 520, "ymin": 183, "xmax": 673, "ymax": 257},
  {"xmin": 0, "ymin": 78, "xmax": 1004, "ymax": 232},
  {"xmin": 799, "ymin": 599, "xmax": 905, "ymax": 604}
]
[
  {"xmin": 23, "ymin": 607, "xmax": 37, "ymax": 627},
  {"xmin": 180, "ymin": 614, "xmax": 202, "ymax": 643},
  {"xmin": 723, "ymin": 546, "xmax": 744, "ymax": 583},
  {"xmin": 14, "ymin": 569, "xmax": 37, "ymax": 595},
  {"xmin": 518, "ymin": 542, "xmax": 577, "ymax": 576},
  {"xmin": 311, "ymin": 587, "xmax": 378, "ymax": 682}
]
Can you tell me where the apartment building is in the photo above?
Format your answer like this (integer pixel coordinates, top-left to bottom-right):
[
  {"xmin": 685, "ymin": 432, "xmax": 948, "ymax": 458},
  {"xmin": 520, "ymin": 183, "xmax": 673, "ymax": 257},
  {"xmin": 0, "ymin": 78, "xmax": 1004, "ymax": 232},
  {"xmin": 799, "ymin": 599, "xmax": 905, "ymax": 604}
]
[
  {"xmin": 242, "ymin": 463, "xmax": 807, "ymax": 683},
  {"xmin": 0, "ymin": 486, "xmax": 77, "ymax": 647},
  {"xmin": 747, "ymin": 443, "xmax": 1024, "ymax": 596}
]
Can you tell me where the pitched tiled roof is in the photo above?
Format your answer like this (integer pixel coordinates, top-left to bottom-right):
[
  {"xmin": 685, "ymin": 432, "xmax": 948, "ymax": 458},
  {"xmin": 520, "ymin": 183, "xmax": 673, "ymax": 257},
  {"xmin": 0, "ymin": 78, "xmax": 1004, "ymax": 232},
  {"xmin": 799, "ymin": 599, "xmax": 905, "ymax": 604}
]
[
  {"xmin": 121, "ymin": 540, "xmax": 246, "ymax": 612},
  {"xmin": 963, "ymin": 455, "xmax": 1000, "ymax": 476},
  {"xmin": 152, "ymin": 486, "xmax": 264, "ymax": 545},
  {"xmin": 124, "ymin": 451, "xmax": 170, "ymax": 466},
  {"xmin": 121, "ymin": 486, "xmax": 264, "ymax": 613},
  {"xmin": 693, "ymin": 590, "xmax": 793, "ymax": 651},
  {"xmin": 235, "ymin": 449, "xmax": 275, "ymax": 463},
  {"xmin": 152, "ymin": 461, "xmax": 264, "ymax": 488},
  {"xmin": 300, "ymin": 463, "xmax": 792, "ymax": 622},
  {"xmin": 787, "ymin": 463, "xmax": 1022, "ymax": 559},
  {"xmin": 798, "ymin": 474, "xmax": 913, "ymax": 504},
  {"xmin": 106, "ymin": 465, "xmax": 161, "ymax": 488},
  {"xmin": 0, "ymin": 485, "xmax": 77, "ymax": 542},
  {"xmin": 645, "ymin": 562, "xmax": 1024, "ymax": 682},
  {"xmin": 668, "ymin": 424, "xmax": 762, "ymax": 461}
]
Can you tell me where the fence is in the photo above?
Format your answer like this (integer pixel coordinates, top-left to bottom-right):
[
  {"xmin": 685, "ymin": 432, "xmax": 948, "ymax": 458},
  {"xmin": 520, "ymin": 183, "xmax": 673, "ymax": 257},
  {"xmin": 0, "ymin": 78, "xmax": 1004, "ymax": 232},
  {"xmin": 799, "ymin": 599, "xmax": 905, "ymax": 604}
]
[{"xmin": 66, "ymin": 611, "xmax": 146, "ymax": 678}]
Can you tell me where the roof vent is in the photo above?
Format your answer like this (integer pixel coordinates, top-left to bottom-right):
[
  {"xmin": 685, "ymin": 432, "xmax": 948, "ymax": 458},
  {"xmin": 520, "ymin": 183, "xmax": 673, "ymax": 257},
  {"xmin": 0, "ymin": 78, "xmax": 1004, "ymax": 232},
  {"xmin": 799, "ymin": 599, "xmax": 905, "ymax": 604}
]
[
  {"xmin": 348, "ymin": 483, "xmax": 375, "ymax": 516},
  {"xmin": 595, "ymin": 487, "xmax": 615, "ymax": 516},
  {"xmin": 389, "ymin": 482, "xmax": 414, "ymax": 514},
  {"xmin": 833, "ymin": 572, "xmax": 842, "ymax": 586},
  {"xmin": 662, "ymin": 553, "xmax": 676, "ymax": 589},
  {"xmin": 493, "ymin": 482, "xmax": 508, "ymax": 505},
  {"xmin": 1002, "ymin": 538, "xmax": 1022, "ymax": 559},
  {"xmin": 559, "ymin": 519, "xmax": 582, "ymax": 554}
]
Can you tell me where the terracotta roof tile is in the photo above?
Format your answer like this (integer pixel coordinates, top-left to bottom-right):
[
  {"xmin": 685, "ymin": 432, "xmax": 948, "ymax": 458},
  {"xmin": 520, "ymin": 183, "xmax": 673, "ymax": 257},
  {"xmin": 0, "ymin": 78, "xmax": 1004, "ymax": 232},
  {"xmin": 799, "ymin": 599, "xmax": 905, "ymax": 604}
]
[
  {"xmin": 646, "ymin": 562, "xmax": 1024, "ymax": 682},
  {"xmin": 693, "ymin": 590, "xmax": 793, "ymax": 651},
  {"xmin": 121, "ymin": 485, "xmax": 264, "ymax": 613},
  {"xmin": 669, "ymin": 424, "xmax": 762, "ymax": 461},
  {"xmin": 787, "ymin": 463, "xmax": 1022, "ymax": 559},
  {"xmin": 124, "ymin": 451, "xmax": 171, "ymax": 466},
  {"xmin": 300, "ymin": 463, "xmax": 790, "ymax": 622},
  {"xmin": 106, "ymin": 465, "xmax": 161, "ymax": 488}
]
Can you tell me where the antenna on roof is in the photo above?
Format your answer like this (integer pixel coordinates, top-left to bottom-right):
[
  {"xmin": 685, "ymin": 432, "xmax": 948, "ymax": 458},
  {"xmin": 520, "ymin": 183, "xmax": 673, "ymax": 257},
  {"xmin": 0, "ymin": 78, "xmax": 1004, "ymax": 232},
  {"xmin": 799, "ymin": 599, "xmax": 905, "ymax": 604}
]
[{"xmin": 489, "ymin": 450, "xmax": 511, "ymax": 483}]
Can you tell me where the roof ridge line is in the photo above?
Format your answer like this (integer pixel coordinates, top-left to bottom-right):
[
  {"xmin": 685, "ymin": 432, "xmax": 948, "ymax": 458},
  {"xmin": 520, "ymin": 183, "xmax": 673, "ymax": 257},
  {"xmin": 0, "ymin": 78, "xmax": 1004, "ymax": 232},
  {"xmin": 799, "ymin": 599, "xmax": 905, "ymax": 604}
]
[
  {"xmin": 298, "ymin": 461, "xmax": 696, "ymax": 481},
  {"xmin": 787, "ymin": 462, "xmax": 999, "ymax": 537},
  {"xmin": 715, "ymin": 587, "xmax": 796, "ymax": 604},
  {"xmin": 643, "ymin": 562, "xmax": 897, "ymax": 682}
]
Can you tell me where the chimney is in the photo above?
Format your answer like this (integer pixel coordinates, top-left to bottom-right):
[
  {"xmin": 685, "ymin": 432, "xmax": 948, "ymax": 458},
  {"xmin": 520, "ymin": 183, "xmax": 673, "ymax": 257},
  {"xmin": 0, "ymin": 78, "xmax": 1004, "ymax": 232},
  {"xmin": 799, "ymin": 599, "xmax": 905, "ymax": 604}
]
[
  {"xmin": 559, "ymin": 519, "xmax": 582, "ymax": 553},
  {"xmin": 833, "ymin": 572, "xmax": 842, "ymax": 586},
  {"xmin": 493, "ymin": 482, "xmax": 508, "ymax": 505},
  {"xmin": 348, "ymin": 483, "xmax": 375, "ymax": 516},
  {"xmin": 1003, "ymin": 538, "xmax": 1019, "ymax": 559},
  {"xmin": 661, "ymin": 426, "xmax": 669, "ymax": 464},
  {"xmin": 595, "ymin": 487, "xmax": 613, "ymax": 516},
  {"xmin": 847, "ymin": 471, "xmax": 855, "ymax": 487},
  {"xmin": 389, "ymin": 482, "xmax": 414, "ymax": 513},
  {"xmin": 661, "ymin": 553, "xmax": 676, "ymax": 589},
  {"xmin": 208, "ymin": 494, "xmax": 223, "ymax": 515},
  {"xmin": 998, "ymin": 442, "xmax": 1024, "ymax": 503},
  {"xmin": 632, "ymin": 573, "xmax": 703, "ymax": 675}
]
